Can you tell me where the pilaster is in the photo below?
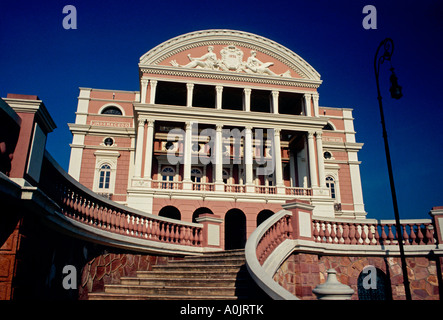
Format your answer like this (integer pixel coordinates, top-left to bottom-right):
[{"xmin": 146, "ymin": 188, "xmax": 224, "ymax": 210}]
[
  {"xmin": 149, "ymin": 80, "xmax": 157, "ymax": 104},
  {"xmin": 140, "ymin": 79, "xmax": 148, "ymax": 103}
]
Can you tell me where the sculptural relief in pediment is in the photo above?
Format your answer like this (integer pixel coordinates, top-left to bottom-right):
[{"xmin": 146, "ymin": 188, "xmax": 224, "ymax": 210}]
[{"xmin": 170, "ymin": 45, "xmax": 292, "ymax": 78}]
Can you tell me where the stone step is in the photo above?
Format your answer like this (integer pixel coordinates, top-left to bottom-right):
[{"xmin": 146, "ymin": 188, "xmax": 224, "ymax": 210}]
[
  {"xmin": 88, "ymin": 293, "xmax": 238, "ymax": 300},
  {"xmin": 193, "ymin": 249, "xmax": 245, "ymax": 259},
  {"xmin": 135, "ymin": 270, "xmax": 242, "ymax": 279},
  {"xmin": 151, "ymin": 264, "xmax": 243, "ymax": 273},
  {"xmin": 170, "ymin": 257, "xmax": 245, "ymax": 265},
  {"xmin": 120, "ymin": 277, "xmax": 252, "ymax": 287},
  {"xmin": 86, "ymin": 249, "xmax": 269, "ymax": 300},
  {"xmin": 104, "ymin": 284, "xmax": 241, "ymax": 296}
]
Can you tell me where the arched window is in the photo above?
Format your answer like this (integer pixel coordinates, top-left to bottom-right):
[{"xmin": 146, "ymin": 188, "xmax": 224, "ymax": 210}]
[
  {"xmin": 99, "ymin": 164, "xmax": 111, "ymax": 189},
  {"xmin": 191, "ymin": 168, "xmax": 202, "ymax": 183},
  {"xmin": 191, "ymin": 168, "xmax": 203, "ymax": 190},
  {"xmin": 161, "ymin": 167, "xmax": 175, "ymax": 181},
  {"xmin": 326, "ymin": 176, "xmax": 336, "ymax": 199},
  {"xmin": 101, "ymin": 106, "xmax": 123, "ymax": 115},
  {"xmin": 257, "ymin": 210, "xmax": 274, "ymax": 226},
  {"xmin": 161, "ymin": 167, "xmax": 175, "ymax": 189},
  {"xmin": 357, "ymin": 267, "xmax": 392, "ymax": 300}
]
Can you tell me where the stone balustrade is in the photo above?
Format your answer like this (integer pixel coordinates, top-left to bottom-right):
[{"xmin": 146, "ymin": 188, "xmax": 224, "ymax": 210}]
[
  {"xmin": 312, "ymin": 218, "xmax": 436, "ymax": 246},
  {"xmin": 256, "ymin": 214, "xmax": 292, "ymax": 265},
  {"xmin": 39, "ymin": 154, "xmax": 204, "ymax": 249}
]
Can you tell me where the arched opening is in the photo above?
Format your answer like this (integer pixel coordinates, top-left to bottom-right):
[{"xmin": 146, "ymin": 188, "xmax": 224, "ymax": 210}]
[
  {"xmin": 357, "ymin": 266, "xmax": 392, "ymax": 300},
  {"xmin": 224, "ymin": 209, "xmax": 246, "ymax": 250},
  {"xmin": 101, "ymin": 106, "xmax": 123, "ymax": 115},
  {"xmin": 158, "ymin": 206, "xmax": 181, "ymax": 220},
  {"xmin": 256, "ymin": 210, "xmax": 274, "ymax": 227},
  {"xmin": 192, "ymin": 207, "xmax": 214, "ymax": 223}
]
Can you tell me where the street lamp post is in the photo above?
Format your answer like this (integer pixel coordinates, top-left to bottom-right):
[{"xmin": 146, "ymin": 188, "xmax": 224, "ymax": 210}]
[{"xmin": 374, "ymin": 38, "xmax": 411, "ymax": 300}]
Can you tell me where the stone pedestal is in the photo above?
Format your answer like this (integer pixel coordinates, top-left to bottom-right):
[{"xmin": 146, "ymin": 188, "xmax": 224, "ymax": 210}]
[{"xmin": 312, "ymin": 269, "xmax": 354, "ymax": 300}]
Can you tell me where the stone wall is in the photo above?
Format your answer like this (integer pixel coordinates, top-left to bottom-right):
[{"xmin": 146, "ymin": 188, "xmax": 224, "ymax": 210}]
[
  {"xmin": 79, "ymin": 252, "xmax": 183, "ymax": 300},
  {"xmin": 273, "ymin": 252, "xmax": 442, "ymax": 300}
]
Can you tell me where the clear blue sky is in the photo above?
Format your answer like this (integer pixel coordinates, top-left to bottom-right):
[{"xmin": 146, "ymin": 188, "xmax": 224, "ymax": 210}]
[{"xmin": 1, "ymin": 0, "xmax": 442, "ymax": 220}]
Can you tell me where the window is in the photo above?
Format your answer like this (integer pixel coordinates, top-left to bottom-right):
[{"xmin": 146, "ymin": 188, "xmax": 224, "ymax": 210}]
[
  {"xmin": 161, "ymin": 167, "xmax": 175, "ymax": 181},
  {"xmin": 161, "ymin": 167, "xmax": 175, "ymax": 189},
  {"xmin": 191, "ymin": 168, "xmax": 202, "ymax": 183},
  {"xmin": 99, "ymin": 164, "xmax": 111, "ymax": 189},
  {"xmin": 324, "ymin": 151, "xmax": 332, "ymax": 159},
  {"xmin": 104, "ymin": 137, "xmax": 114, "ymax": 146},
  {"xmin": 326, "ymin": 176, "xmax": 336, "ymax": 199},
  {"xmin": 101, "ymin": 106, "xmax": 122, "ymax": 115}
]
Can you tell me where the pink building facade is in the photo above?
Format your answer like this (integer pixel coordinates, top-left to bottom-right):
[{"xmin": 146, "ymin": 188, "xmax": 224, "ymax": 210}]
[{"xmin": 68, "ymin": 30, "xmax": 366, "ymax": 250}]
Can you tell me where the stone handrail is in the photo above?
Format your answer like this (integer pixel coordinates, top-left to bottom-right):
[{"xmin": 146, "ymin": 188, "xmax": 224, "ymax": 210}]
[
  {"xmin": 39, "ymin": 152, "xmax": 204, "ymax": 254},
  {"xmin": 312, "ymin": 217, "xmax": 436, "ymax": 246},
  {"xmin": 245, "ymin": 209, "xmax": 298, "ymax": 300}
]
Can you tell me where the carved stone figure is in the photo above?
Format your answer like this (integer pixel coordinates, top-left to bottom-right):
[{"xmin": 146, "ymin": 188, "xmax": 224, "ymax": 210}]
[
  {"xmin": 170, "ymin": 46, "xmax": 219, "ymax": 70},
  {"xmin": 245, "ymin": 50, "xmax": 277, "ymax": 76},
  {"xmin": 170, "ymin": 46, "xmax": 291, "ymax": 78}
]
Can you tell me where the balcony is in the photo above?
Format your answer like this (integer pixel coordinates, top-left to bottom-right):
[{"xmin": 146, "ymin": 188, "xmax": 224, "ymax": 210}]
[{"xmin": 149, "ymin": 180, "xmax": 311, "ymax": 198}]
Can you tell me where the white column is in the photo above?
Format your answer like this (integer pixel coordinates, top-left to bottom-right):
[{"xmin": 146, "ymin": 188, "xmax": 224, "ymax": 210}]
[
  {"xmin": 149, "ymin": 80, "xmax": 158, "ymax": 104},
  {"xmin": 243, "ymin": 88, "xmax": 251, "ymax": 112},
  {"xmin": 315, "ymin": 131, "xmax": 326, "ymax": 187},
  {"xmin": 143, "ymin": 120, "xmax": 155, "ymax": 179},
  {"xmin": 307, "ymin": 131, "xmax": 318, "ymax": 187},
  {"xmin": 134, "ymin": 118, "xmax": 146, "ymax": 178},
  {"xmin": 303, "ymin": 93, "xmax": 312, "ymax": 117},
  {"xmin": 140, "ymin": 79, "xmax": 148, "ymax": 103},
  {"xmin": 214, "ymin": 124, "xmax": 224, "ymax": 191},
  {"xmin": 312, "ymin": 93, "xmax": 319, "ymax": 117},
  {"xmin": 186, "ymin": 83, "xmax": 194, "ymax": 107},
  {"xmin": 244, "ymin": 126, "xmax": 254, "ymax": 192},
  {"xmin": 183, "ymin": 121, "xmax": 192, "ymax": 188},
  {"xmin": 271, "ymin": 91, "xmax": 279, "ymax": 114},
  {"xmin": 273, "ymin": 129, "xmax": 284, "ymax": 193},
  {"xmin": 216, "ymin": 86, "xmax": 223, "ymax": 109}
]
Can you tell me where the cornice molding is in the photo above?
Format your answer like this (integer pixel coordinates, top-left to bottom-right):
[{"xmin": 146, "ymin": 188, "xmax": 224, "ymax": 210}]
[{"xmin": 140, "ymin": 65, "xmax": 322, "ymax": 89}]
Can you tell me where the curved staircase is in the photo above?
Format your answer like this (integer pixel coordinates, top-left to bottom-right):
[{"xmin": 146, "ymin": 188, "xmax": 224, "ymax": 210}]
[{"xmin": 88, "ymin": 249, "xmax": 270, "ymax": 300}]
